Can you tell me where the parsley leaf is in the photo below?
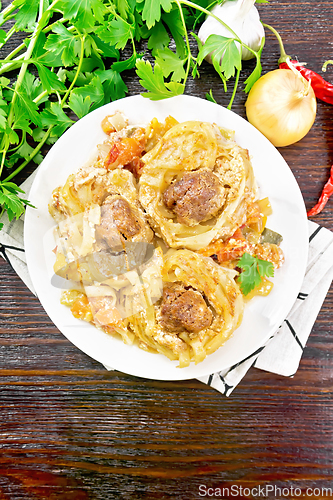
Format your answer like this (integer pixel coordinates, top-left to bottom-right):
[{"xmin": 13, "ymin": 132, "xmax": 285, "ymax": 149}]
[
  {"xmin": 142, "ymin": 21, "xmax": 170, "ymax": 56},
  {"xmin": 244, "ymin": 38, "xmax": 265, "ymax": 93},
  {"xmin": 97, "ymin": 18, "xmax": 135, "ymax": 50},
  {"xmin": 0, "ymin": 182, "xmax": 35, "ymax": 222},
  {"xmin": 136, "ymin": 59, "xmax": 184, "ymax": 100},
  {"xmin": 111, "ymin": 53, "xmax": 141, "ymax": 72},
  {"xmin": 15, "ymin": 88, "xmax": 42, "ymax": 127},
  {"xmin": 113, "ymin": 0, "xmax": 132, "ymax": 19},
  {"xmin": 68, "ymin": 94, "xmax": 92, "ymax": 119},
  {"xmin": 57, "ymin": 0, "xmax": 107, "ymax": 31},
  {"xmin": 12, "ymin": 0, "xmax": 39, "ymax": 31},
  {"xmin": 20, "ymin": 70, "xmax": 44, "ymax": 102},
  {"xmin": 137, "ymin": 0, "xmax": 174, "ymax": 29},
  {"xmin": 162, "ymin": 8, "xmax": 187, "ymax": 58},
  {"xmin": 155, "ymin": 48, "xmax": 186, "ymax": 82},
  {"xmin": 0, "ymin": 101, "xmax": 7, "ymax": 130},
  {"xmin": 13, "ymin": 117, "xmax": 33, "ymax": 135},
  {"xmin": 206, "ymin": 89, "xmax": 217, "ymax": 104},
  {"xmin": 91, "ymin": 34, "xmax": 120, "ymax": 60},
  {"xmin": 237, "ymin": 253, "xmax": 274, "ymax": 296},
  {"xmin": 0, "ymin": 29, "xmax": 7, "ymax": 45},
  {"xmin": 197, "ymin": 34, "xmax": 242, "ymax": 80},
  {"xmin": 96, "ymin": 69, "xmax": 128, "ymax": 102},
  {"xmin": 35, "ymin": 63, "xmax": 66, "ymax": 93},
  {"xmin": 69, "ymin": 75, "xmax": 104, "ymax": 111},
  {"xmin": 41, "ymin": 102, "xmax": 74, "ymax": 135},
  {"xmin": 44, "ymin": 24, "xmax": 80, "ymax": 67},
  {"xmin": 4, "ymin": 127, "xmax": 19, "ymax": 147}
]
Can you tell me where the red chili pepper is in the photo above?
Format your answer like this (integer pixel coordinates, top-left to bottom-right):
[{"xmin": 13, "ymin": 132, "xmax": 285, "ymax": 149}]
[
  {"xmin": 279, "ymin": 61, "xmax": 333, "ymax": 105},
  {"xmin": 307, "ymin": 165, "xmax": 333, "ymax": 217},
  {"xmin": 264, "ymin": 24, "xmax": 333, "ymax": 104}
]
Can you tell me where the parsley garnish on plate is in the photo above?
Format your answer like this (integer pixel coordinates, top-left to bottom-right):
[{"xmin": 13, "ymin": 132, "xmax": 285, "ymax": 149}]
[{"xmin": 237, "ymin": 253, "xmax": 274, "ymax": 296}]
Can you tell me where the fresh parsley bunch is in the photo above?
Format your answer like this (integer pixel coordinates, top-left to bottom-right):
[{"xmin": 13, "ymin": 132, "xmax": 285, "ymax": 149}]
[{"xmin": 0, "ymin": 0, "xmax": 266, "ymax": 230}]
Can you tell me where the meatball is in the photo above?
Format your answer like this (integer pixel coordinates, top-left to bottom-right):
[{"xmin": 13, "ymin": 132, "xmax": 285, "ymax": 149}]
[
  {"xmin": 159, "ymin": 281, "xmax": 213, "ymax": 335},
  {"xmin": 162, "ymin": 169, "xmax": 225, "ymax": 226},
  {"xmin": 96, "ymin": 196, "xmax": 141, "ymax": 248}
]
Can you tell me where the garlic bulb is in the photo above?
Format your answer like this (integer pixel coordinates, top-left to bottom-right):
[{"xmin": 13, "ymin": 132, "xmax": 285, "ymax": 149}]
[{"xmin": 198, "ymin": 0, "xmax": 265, "ymax": 62}]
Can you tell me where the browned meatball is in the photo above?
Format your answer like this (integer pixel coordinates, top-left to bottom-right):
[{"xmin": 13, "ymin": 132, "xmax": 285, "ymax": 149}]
[
  {"xmin": 162, "ymin": 169, "xmax": 225, "ymax": 226},
  {"xmin": 96, "ymin": 196, "xmax": 141, "ymax": 248},
  {"xmin": 159, "ymin": 282, "xmax": 213, "ymax": 335}
]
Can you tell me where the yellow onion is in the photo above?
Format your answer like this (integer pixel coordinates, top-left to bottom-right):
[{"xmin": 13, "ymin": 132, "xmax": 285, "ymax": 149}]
[{"xmin": 245, "ymin": 68, "xmax": 317, "ymax": 147}]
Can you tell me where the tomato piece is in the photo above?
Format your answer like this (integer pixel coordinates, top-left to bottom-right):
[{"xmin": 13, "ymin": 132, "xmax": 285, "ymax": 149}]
[
  {"xmin": 124, "ymin": 156, "xmax": 145, "ymax": 178},
  {"xmin": 199, "ymin": 229, "xmax": 248, "ymax": 262},
  {"xmin": 104, "ymin": 130, "xmax": 146, "ymax": 170},
  {"xmin": 71, "ymin": 295, "xmax": 93, "ymax": 322}
]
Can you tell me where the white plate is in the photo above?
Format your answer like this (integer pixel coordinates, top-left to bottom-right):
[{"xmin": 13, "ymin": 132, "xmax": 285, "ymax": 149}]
[{"xmin": 24, "ymin": 95, "xmax": 308, "ymax": 380}]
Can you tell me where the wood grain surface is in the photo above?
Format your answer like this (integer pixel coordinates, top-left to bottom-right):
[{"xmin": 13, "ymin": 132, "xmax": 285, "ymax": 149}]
[{"xmin": 1, "ymin": 1, "xmax": 333, "ymax": 499}]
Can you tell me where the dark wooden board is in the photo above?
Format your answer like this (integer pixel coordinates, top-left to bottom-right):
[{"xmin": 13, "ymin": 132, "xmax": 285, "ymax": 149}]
[{"xmin": 1, "ymin": 1, "xmax": 333, "ymax": 498}]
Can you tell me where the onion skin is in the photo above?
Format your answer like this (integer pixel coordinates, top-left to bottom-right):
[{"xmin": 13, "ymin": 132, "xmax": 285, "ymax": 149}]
[{"xmin": 245, "ymin": 69, "xmax": 317, "ymax": 147}]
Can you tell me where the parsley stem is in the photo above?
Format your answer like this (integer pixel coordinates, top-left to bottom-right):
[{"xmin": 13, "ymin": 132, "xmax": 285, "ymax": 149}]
[
  {"xmin": 0, "ymin": 26, "xmax": 15, "ymax": 50},
  {"xmin": 4, "ymin": 43, "xmax": 25, "ymax": 61},
  {"xmin": 0, "ymin": 149, "xmax": 6, "ymax": 178},
  {"xmin": 6, "ymin": 0, "xmax": 47, "ymax": 128},
  {"xmin": 3, "ymin": 126, "xmax": 53, "ymax": 183},
  {"xmin": 5, "ymin": 0, "xmax": 60, "ymax": 125},
  {"xmin": 0, "ymin": 3, "xmax": 17, "ymax": 27},
  {"xmin": 61, "ymin": 35, "xmax": 86, "ymax": 106},
  {"xmin": 33, "ymin": 90, "xmax": 48, "ymax": 104},
  {"xmin": 192, "ymin": 0, "xmax": 219, "ymax": 31},
  {"xmin": 175, "ymin": 0, "xmax": 191, "ymax": 83},
  {"xmin": 0, "ymin": 63, "xmax": 24, "ymax": 76},
  {"xmin": 0, "ymin": 55, "xmax": 24, "ymax": 76},
  {"xmin": 0, "ymin": 58, "xmax": 33, "ymax": 65},
  {"xmin": 179, "ymin": 0, "xmax": 241, "ymax": 42},
  {"xmin": 0, "ymin": 12, "xmax": 67, "ymax": 73},
  {"xmin": 322, "ymin": 60, "xmax": 333, "ymax": 72},
  {"xmin": 42, "ymin": 17, "xmax": 66, "ymax": 33},
  {"xmin": 7, "ymin": 131, "xmax": 26, "ymax": 154},
  {"xmin": 227, "ymin": 67, "xmax": 240, "ymax": 110}
]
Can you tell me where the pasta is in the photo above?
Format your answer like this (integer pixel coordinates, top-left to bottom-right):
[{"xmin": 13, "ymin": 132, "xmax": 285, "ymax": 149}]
[
  {"xmin": 49, "ymin": 112, "xmax": 283, "ymax": 368},
  {"xmin": 139, "ymin": 120, "xmax": 257, "ymax": 250},
  {"xmin": 51, "ymin": 167, "xmax": 154, "ymax": 282},
  {"xmin": 129, "ymin": 249, "xmax": 244, "ymax": 367}
]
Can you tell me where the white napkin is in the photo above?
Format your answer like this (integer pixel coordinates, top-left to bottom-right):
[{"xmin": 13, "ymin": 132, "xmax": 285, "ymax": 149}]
[{"xmin": 1, "ymin": 172, "xmax": 332, "ymax": 396}]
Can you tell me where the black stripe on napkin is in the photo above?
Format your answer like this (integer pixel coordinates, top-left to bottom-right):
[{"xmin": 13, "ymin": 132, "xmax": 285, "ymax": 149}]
[
  {"xmin": 1, "ymin": 243, "xmax": 24, "ymax": 252},
  {"xmin": 297, "ymin": 292, "xmax": 308, "ymax": 300},
  {"xmin": 0, "ymin": 243, "xmax": 25, "ymax": 270},
  {"xmin": 309, "ymin": 225, "xmax": 322, "ymax": 243},
  {"xmin": 218, "ymin": 374, "xmax": 233, "ymax": 396},
  {"xmin": 285, "ymin": 319, "xmax": 304, "ymax": 350},
  {"xmin": 227, "ymin": 345, "xmax": 266, "ymax": 372},
  {"xmin": 0, "ymin": 244, "xmax": 13, "ymax": 268},
  {"xmin": 207, "ymin": 374, "xmax": 213, "ymax": 386}
]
